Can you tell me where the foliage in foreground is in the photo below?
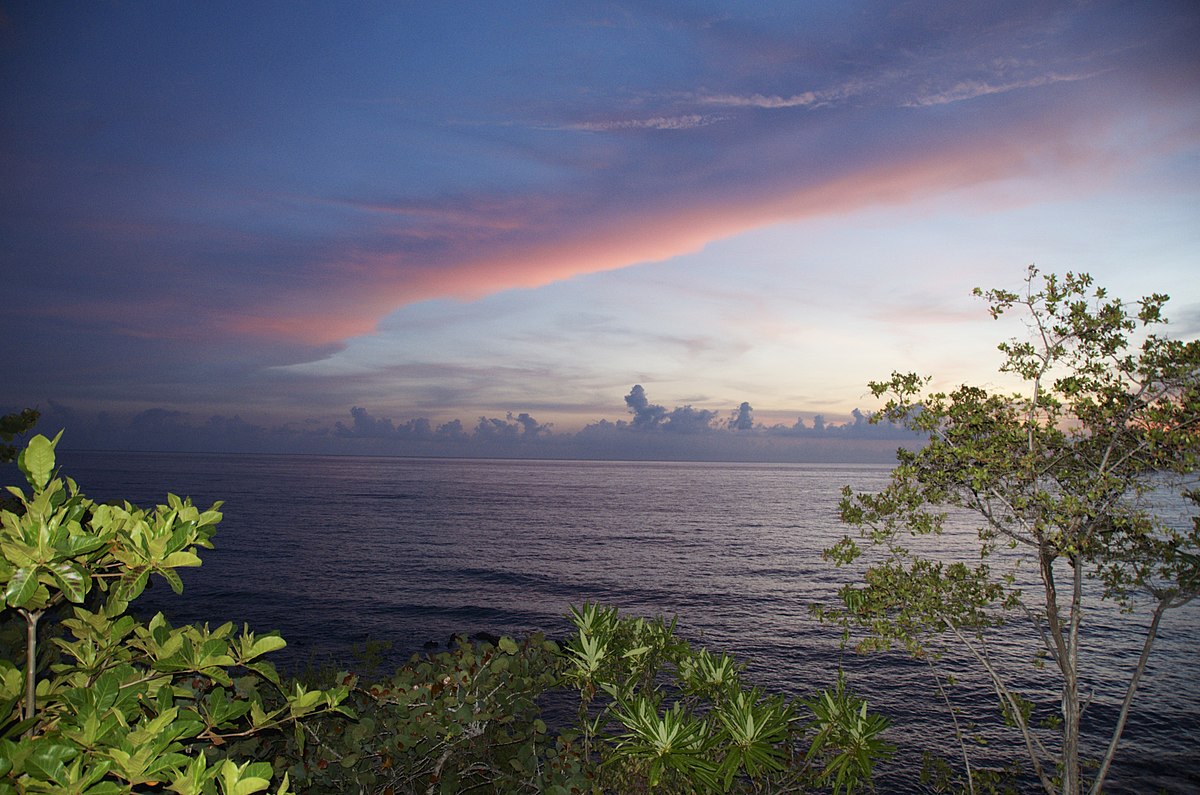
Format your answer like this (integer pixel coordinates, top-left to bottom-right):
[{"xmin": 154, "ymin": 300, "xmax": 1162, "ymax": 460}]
[
  {"xmin": 0, "ymin": 433, "xmax": 353, "ymax": 794},
  {"xmin": 268, "ymin": 603, "xmax": 893, "ymax": 794},
  {"xmin": 2, "ymin": 434, "xmax": 892, "ymax": 794},
  {"xmin": 820, "ymin": 268, "xmax": 1200, "ymax": 795}
]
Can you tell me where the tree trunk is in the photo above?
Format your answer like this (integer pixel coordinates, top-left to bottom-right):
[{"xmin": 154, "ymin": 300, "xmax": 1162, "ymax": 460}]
[
  {"xmin": 1061, "ymin": 664, "xmax": 1080, "ymax": 795},
  {"xmin": 1060, "ymin": 557, "xmax": 1084, "ymax": 795},
  {"xmin": 1090, "ymin": 599, "xmax": 1168, "ymax": 793},
  {"xmin": 21, "ymin": 608, "xmax": 42, "ymax": 733},
  {"xmin": 1038, "ymin": 544, "xmax": 1083, "ymax": 795}
]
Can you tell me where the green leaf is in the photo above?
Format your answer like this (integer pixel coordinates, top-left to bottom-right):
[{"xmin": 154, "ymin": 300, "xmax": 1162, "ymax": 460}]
[
  {"xmin": 249, "ymin": 699, "xmax": 271, "ymax": 728},
  {"xmin": 116, "ymin": 569, "xmax": 151, "ymax": 604},
  {"xmin": 162, "ymin": 550, "xmax": 203, "ymax": 568},
  {"xmin": 5, "ymin": 566, "xmax": 39, "ymax": 607},
  {"xmin": 88, "ymin": 679, "xmax": 121, "ymax": 718},
  {"xmin": 246, "ymin": 661, "xmax": 281, "ymax": 687},
  {"xmin": 245, "ymin": 634, "xmax": 287, "ymax": 660},
  {"xmin": 47, "ymin": 560, "xmax": 89, "ymax": 603},
  {"xmin": 217, "ymin": 759, "xmax": 273, "ymax": 795},
  {"xmin": 17, "ymin": 433, "xmax": 59, "ymax": 490},
  {"xmin": 24, "ymin": 740, "xmax": 78, "ymax": 782},
  {"xmin": 158, "ymin": 566, "xmax": 185, "ymax": 594}
]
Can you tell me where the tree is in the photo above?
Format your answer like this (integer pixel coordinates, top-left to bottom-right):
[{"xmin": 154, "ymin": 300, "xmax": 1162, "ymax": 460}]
[
  {"xmin": 0, "ymin": 408, "xmax": 39, "ymax": 464},
  {"xmin": 821, "ymin": 268, "xmax": 1200, "ymax": 795}
]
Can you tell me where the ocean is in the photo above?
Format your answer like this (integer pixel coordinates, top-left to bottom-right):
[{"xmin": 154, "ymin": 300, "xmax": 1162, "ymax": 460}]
[{"xmin": 23, "ymin": 451, "xmax": 1200, "ymax": 792}]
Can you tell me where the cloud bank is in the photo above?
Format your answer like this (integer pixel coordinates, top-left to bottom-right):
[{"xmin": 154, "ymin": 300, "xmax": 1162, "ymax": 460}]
[{"xmin": 12, "ymin": 386, "xmax": 923, "ymax": 464}]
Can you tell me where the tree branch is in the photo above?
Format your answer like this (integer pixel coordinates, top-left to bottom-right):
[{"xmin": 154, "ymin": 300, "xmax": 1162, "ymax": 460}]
[
  {"xmin": 1089, "ymin": 598, "xmax": 1168, "ymax": 794},
  {"xmin": 943, "ymin": 619, "xmax": 1056, "ymax": 795}
]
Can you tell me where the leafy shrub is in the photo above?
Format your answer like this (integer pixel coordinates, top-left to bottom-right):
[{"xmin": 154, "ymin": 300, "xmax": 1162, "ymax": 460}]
[
  {"xmin": 269, "ymin": 633, "xmax": 563, "ymax": 793},
  {"xmin": 558, "ymin": 603, "xmax": 893, "ymax": 793},
  {"xmin": 273, "ymin": 602, "xmax": 893, "ymax": 794},
  {"xmin": 0, "ymin": 434, "xmax": 351, "ymax": 794}
]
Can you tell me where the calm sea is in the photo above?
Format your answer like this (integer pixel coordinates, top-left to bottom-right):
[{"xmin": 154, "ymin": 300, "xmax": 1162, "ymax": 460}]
[{"xmin": 28, "ymin": 451, "xmax": 1200, "ymax": 792}]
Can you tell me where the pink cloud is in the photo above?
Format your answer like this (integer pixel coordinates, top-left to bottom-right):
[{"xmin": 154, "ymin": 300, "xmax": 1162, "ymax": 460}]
[{"xmin": 209, "ymin": 79, "xmax": 1198, "ymax": 351}]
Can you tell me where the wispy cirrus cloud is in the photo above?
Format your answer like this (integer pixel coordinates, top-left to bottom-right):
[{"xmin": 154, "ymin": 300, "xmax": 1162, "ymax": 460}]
[
  {"xmin": 694, "ymin": 67, "xmax": 1098, "ymax": 114},
  {"xmin": 552, "ymin": 78, "xmax": 865, "ymax": 132},
  {"xmin": 697, "ymin": 92, "xmax": 823, "ymax": 109},
  {"xmin": 904, "ymin": 71, "xmax": 1103, "ymax": 107},
  {"xmin": 693, "ymin": 77, "xmax": 872, "ymax": 110},
  {"xmin": 556, "ymin": 113, "xmax": 728, "ymax": 132}
]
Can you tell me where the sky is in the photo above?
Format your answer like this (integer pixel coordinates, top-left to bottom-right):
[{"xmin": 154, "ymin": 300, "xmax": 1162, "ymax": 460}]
[{"xmin": 1, "ymin": 1, "xmax": 1198, "ymax": 461}]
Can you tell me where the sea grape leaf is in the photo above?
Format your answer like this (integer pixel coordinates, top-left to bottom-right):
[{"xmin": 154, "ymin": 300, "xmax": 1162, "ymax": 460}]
[
  {"xmin": 17, "ymin": 433, "xmax": 58, "ymax": 490},
  {"xmin": 251, "ymin": 635, "xmax": 287, "ymax": 660},
  {"xmin": 47, "ymin": 560, "xmax": 89, "ymax": 603},
  {"xmin": 5, "ymin": 566, "xmax": 38, "ymax": 607}
]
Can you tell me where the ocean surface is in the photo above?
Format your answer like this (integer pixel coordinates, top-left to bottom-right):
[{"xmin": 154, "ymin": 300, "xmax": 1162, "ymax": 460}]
[{"xmin": 26, "ymin": 451, "xmax": 1200, "ymax": 792}]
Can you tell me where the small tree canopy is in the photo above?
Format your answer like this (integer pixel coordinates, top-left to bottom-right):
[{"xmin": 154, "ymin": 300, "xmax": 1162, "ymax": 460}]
[
  {"xmin": 823, "ymin": 267, "xmax": 1200, "ymax": 795},
  {"xmin": 0, "ymin": 408, "xmax": 39, "ymax": 464}
]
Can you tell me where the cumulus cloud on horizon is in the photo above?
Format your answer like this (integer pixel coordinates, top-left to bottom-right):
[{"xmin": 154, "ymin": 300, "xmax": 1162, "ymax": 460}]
[{"xmin": 8, "ymin": 385, "xmax": 923, "ymax": 465}]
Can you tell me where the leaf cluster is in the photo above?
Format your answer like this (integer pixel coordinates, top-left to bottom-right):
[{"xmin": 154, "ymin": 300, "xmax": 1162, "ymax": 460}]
[
  {"xmin": 555, "ymin": 603, "xmax": 892, "ymax": 794},
  {"xmin": 260, "ymin": 634, "xmax": 563, "ymax": 794},
  {"xmin": 1, "ymin": 434, "xmax": 352, "ymax": 794},
  {"xmin": 265, "ymin": 603, "xmax": 894, "ymax": 795}
]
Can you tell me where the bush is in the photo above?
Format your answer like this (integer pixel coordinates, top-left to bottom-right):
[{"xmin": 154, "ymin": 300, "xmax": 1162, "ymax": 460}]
[
  {"xmin": 0, "ymin": 434, "xmax": 351, "ymax": 794},
  {"xmin": 271, "ymin": 602, "xmax": 893, "ymax": 794}
]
